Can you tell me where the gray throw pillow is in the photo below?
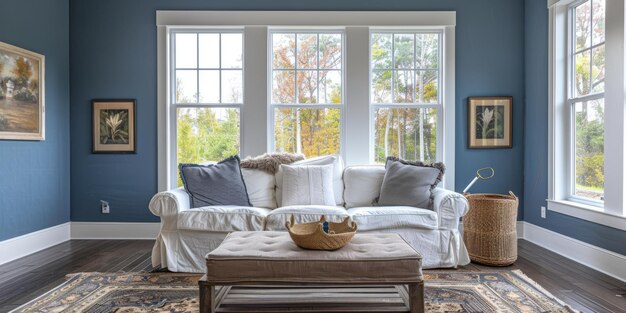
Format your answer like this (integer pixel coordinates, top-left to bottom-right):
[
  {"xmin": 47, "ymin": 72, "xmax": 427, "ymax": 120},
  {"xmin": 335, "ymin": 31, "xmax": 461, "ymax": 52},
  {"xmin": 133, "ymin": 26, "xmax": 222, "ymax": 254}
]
[
  {"xmin": 179, "ymin": 156, "xmax": 252, "ymax": 208},
  {"xmin": 376, "ymin": 157, "xmax": 445, "ymax": 209}
]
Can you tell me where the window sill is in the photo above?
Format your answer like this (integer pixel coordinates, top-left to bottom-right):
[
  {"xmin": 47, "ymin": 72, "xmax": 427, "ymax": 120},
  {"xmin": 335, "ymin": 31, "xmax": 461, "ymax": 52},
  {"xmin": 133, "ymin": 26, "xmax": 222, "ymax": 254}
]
[{"xmin": 547, "ymin": 199, "xmax": 626, "ymax": 231}]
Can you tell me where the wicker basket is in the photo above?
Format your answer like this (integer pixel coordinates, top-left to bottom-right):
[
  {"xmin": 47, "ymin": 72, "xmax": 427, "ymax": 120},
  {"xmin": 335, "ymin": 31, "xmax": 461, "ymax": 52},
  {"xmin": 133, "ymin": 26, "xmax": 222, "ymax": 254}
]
[
  {"xmin": 286, "ymin": 215, "xmax": 357, "ymax": 251},
  {"xmin": 463, "ymin": 192, "xmax": 519, "ymax": 266}
]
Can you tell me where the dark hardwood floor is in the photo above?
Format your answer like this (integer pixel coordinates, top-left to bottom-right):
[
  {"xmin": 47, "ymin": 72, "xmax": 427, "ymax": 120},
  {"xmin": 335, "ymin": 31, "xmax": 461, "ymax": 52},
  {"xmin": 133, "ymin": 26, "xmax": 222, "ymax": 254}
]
[{"xmin": 0, "ymin": 239, "xmax": 624, "ymax": 313}]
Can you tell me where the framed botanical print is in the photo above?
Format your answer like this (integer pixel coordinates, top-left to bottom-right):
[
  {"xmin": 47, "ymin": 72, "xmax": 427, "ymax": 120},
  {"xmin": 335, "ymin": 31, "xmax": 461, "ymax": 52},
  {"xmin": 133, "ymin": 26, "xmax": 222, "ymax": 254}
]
[
  {"xmin": 92, "ymin": 99, "xmax": 136, "ymax": 153},
  {"xmin": 0, "ymin": 41, "xmax": 45, "ymax": 140},
  {"xmin": 468, "ymin": 96, "xmax": 512, "ymax": 148}
]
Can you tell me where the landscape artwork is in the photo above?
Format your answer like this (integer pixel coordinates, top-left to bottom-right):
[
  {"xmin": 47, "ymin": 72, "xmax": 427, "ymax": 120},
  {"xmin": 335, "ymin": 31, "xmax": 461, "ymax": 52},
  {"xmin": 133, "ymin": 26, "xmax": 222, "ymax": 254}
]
[
  {"xmin": 92, "ymin": 99, "xmax": 135, "ymax": 153},
  {"xmin": 468, "ymin": 97, "xmax": 512, "ymax": 148},
  {"xmin": 0, "ymin": 41, "xmax": 45, "ymax": 140}
]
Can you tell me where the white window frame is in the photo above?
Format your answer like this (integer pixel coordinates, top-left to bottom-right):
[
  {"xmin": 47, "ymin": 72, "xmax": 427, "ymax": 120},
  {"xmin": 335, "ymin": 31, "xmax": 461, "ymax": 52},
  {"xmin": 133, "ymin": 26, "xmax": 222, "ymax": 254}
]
[
  {"xmin": 168, "ymin": 28, "xmax": 245, "ymax": 188},
  {"xmin": 548, "ymin": 0, "xmax": 626, "ymax": 230},
  {"xmin": 156, "ymin": 11, "xmax": 456, "ymax": 191},
  {"xmin": 369, "ymin": 29, "xmax": 445, "ymax": 164},
  {"xmin": 268, "ymin": 29, "xmax": 346, "ymax": 158}
]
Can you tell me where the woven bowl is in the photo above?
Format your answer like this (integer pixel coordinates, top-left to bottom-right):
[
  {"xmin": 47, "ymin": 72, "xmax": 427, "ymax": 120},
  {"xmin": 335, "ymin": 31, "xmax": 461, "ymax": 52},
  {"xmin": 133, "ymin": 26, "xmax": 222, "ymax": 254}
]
[{"xmin": 285, "ymin": 215, "xmax": 357, "ymax": 251}]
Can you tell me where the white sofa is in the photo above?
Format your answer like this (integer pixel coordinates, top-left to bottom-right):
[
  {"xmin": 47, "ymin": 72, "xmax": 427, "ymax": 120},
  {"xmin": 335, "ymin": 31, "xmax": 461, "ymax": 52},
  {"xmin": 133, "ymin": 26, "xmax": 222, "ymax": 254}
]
[{"xmin": 149, "ymin": 160, "xmax": 470, "ymax": 273}]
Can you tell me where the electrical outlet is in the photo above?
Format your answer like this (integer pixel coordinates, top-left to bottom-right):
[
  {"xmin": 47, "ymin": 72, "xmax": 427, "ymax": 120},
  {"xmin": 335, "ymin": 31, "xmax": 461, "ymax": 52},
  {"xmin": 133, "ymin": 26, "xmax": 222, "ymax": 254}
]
[
  {"xmin": 541, "ymin": 206, "xmax": 546, "ymax": 219},
  {"xmin": 101, "ymin": 200, "xmax": 110, "ymax": 214}
]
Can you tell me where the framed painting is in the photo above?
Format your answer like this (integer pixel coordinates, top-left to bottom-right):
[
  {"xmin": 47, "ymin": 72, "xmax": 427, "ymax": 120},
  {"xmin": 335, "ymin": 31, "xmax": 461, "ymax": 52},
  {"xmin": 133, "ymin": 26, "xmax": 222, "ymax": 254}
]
[
  {"xmin": 468, "ymin": 96, "xmax": 512, "ymax": 148},
  {"xmin": 0, "ymin": 41, "xmax": 45, "ymax": 140},
  {"xmin": 92, "ymin": 99, "xmax": 136, "ymax": 153}
]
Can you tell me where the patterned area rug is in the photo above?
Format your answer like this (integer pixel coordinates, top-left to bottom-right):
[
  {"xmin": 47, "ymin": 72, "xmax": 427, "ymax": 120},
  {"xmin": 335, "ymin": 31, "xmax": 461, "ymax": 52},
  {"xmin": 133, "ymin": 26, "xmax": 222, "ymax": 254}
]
[{"xmin": 12, "ymin": 271, "xmax": 577, "ymax": 313}]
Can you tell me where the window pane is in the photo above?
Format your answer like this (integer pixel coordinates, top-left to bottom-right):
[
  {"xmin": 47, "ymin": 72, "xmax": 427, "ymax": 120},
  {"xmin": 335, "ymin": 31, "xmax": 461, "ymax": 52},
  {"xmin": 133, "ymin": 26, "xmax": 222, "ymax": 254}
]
[
  {"xmin": 274, "ymin": 108, "xmax": 341, "ymax": 157},
  {"xmin": 394, "ymin": 70, "xmax": 414, "ymax": 103},
  {"xmin": 574, "ymin": 50, "xmax": 591, "ymax": 97},
  {"xmin": 591, "ymin": 44, "xmax": 605, "ymax": 93},
  {"xmin": 371, "ymin": 70, "xmax": 392, "ymax": 103},
  {"xmin": 319, "ymin": 34, "xmax": 341, "ymax": 69},
  {"xmin": 415, "ymin": 34, "xmax": 439, "ymax": 69},
  {"xmin": 222, "ymin": 70, "xmax": 243, "ymax": 103},
  {"xmin": 272, "ymin": 70, "xmax": 295, "ymax": 104},
  {"xmin": 319, "ymin": 70, "xmax": 341, "ymax": 104},
  {"xmin": 175, "ymin": 70, "xmax": 197, "ymax": 103},
  {"xmin": 575, "ymin": 1, "xmax": 591, "ymax": 51},
  {"xmin": 198, "ymin": 70, "xmax": 219, "ymax": 103},
  {"xmin": 416, "ymin": 70, "xmax": 438, "ymax": 103},
  {"xmin": 371, "ymin": 33, "xmax": 392, "ymax": 70},
  {"xmin": 221, "ymin": 33, "xmax": 243, "ymax": 69},
  {"xmin": 199, "ymin": 34, "xmax": 219, "ymax": 68},
  {"xmin": 394, "ymin": 34, "xmax": 414, "ymax": 69},
  {"xmin": 297, "ymin": 34, "xmax": 317, "ymax": 69},
  {"xmin": 177, "ymin": 107, "xmax": 240, "ymax": 185},
  {"xmin": 592, "ymin": 0, "xmax": 605, "ymax": 45},
  {"xmin": 574, "ymin": 99, "xmax": 604, "ymax": 200},
  {"xmin": 297, "ymin": 70, "xmax": 318, "ymax": 103},
  {"xmin": 273, "ymin": 33, "xmax": 295, "ymax": 69},
  {"xmin": 175, "ymin": 33, "xmax": 197, "ymax": 68},
  {"xmin": 374, "ymin": 108, "xmax": 437, "ymax": 163}
]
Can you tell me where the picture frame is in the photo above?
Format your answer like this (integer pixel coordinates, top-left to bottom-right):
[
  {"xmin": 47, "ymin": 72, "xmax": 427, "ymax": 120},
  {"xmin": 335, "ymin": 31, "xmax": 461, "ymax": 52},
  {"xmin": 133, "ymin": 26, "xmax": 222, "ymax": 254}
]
[
  {"xmin": 0, "ymin": 41, "xmax": 45, "ymax": 141},
  {"xmin": 468, "ymin": 96, "xmax": 512, "ymax": 148},
  {"xmin": 92, "ymin": 99, "xmax": 136, "ymax": 154}
]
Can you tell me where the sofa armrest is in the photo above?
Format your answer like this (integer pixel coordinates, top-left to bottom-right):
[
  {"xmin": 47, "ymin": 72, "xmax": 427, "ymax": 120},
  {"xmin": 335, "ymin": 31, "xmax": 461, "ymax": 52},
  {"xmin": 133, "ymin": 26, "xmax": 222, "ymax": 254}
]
[
  {"xmin": 432, "ymin": 188, "xmax": 469, "ymax": 230},
  {"xmin": 149, "ymin": 187, "xmax": 190, "ymax": 218}
]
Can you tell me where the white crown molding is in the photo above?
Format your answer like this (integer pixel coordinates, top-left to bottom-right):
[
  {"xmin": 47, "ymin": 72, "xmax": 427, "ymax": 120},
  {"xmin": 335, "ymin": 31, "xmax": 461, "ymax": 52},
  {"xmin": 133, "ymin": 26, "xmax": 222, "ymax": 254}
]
[
  {"xmin": 70, "ymin": 222, "xmax": 160, "ymax": 240},
  {"xmin": 156, "ymin": 11, "xmax": 456, "ymax": 27},
  {"xmin": 0, "ymin": 222, "xmax": 70, "ymax": 266},
  {"xmin": 519, "ymin": 221, "xmax": 626, "ymax": 282}
]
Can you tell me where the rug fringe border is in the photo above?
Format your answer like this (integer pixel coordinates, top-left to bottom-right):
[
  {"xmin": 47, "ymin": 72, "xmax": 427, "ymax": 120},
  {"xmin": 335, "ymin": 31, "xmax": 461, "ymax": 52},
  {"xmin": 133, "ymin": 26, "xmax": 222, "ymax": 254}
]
[{"xmin": 511, "ymin": 269, "xmax": 581, "ymax": 313}]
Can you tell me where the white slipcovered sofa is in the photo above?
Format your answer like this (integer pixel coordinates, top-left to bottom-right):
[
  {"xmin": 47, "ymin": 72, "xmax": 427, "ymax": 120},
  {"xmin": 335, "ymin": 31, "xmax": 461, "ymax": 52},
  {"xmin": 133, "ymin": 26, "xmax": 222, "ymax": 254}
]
[{"xmin": 149, "ymin": 157, "xmax": 470, "ymax": 273}]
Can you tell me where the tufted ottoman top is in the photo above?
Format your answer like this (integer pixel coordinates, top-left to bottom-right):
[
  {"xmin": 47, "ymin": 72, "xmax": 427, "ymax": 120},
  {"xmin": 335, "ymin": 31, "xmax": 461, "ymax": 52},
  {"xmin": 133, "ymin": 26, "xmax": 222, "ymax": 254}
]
[{"xmin": 205, "ymin": 231, "xmax": 422, "ymax": 284}]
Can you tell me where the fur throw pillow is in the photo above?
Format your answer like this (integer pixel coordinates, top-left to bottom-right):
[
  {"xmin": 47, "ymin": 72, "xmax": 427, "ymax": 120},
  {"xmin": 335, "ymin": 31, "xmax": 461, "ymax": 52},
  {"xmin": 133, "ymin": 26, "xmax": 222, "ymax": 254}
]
[{"xmin": 240, "ymin": 153, "xmax": 305, "ymax": 174}]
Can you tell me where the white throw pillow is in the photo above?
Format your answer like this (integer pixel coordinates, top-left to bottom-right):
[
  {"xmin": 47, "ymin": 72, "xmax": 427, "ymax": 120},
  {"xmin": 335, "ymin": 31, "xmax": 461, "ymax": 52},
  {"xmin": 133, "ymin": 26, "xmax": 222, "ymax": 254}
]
[
  {"xmin": 241, "ymin": 168, "xmax": 277, "ymax": 209},
  {"xmin": 281, "ymin": 164, "xmax": 336, "ymax": 206},
  {"xmin": 275, "ymin": 155, "xmax": 344, "ymax": 207}
]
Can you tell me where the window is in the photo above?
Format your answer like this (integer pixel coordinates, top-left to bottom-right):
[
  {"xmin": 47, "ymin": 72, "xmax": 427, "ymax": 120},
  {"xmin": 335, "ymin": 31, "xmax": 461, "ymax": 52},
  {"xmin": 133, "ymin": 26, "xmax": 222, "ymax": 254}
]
[
  {"xmin": 171, "ymin": 31, "xmax": 243, "ymax": 185},
  {"xmin": 370, "ymin": 31, "xmax": 442, "ymax": 163},
  {"xmin": 158, "ymin": 11, "xmax": 457, "ymax": 191},
  {"xmin": 548, "ymin": 0, "xmax": 626, "ymax": 228},
  {"xmin": 270, "ymin": 31, "xmax": 343, "ymax": 157},
  {"xmin": 570, "ymin": 0, "xmax": 605, "ymax": 201}
]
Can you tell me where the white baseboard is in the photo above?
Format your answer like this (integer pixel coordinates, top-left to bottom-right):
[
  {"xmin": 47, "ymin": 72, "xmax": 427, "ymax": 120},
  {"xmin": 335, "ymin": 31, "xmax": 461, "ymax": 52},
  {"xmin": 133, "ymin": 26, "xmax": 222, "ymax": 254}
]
[
  {"xmin": 516, "ymin": 221, "xmax": 525, "ymax": 238},
  {"xmin": 0, "ymin": 222, "xmax": 71, "ymax": 266},
  {"xmin": 70, "ymin": 222, "xmax": 160, "ymax": 240},
  {"xmin": 519, "ymin": 221, "xmax": 626, "ymax": 282}
]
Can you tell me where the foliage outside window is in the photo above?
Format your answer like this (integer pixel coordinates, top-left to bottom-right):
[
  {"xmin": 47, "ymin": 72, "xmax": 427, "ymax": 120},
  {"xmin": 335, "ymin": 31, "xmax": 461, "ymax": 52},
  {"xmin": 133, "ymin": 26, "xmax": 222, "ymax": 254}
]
[
  {"xmin": 571, "ymin": 0, "xmax": 605, "ymax": 201},
  {"xmin": 270, "ymin": 32, "xmax": 343, "ymax": 157},
  {"xmin": 173, "ymin": 32, "xmax": 243, "ymax": 185},
  {"xmin": 371, "ymin": 32, "xmax": 441, "ymax": 163}
]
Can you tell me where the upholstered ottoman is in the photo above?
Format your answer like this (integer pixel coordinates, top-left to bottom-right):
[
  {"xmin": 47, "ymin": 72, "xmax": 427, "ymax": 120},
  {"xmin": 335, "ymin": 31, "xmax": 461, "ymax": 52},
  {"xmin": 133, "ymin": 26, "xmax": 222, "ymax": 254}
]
[{"xmin": 199, "ymin": 231, "xmax": 424, "ymax": 313}]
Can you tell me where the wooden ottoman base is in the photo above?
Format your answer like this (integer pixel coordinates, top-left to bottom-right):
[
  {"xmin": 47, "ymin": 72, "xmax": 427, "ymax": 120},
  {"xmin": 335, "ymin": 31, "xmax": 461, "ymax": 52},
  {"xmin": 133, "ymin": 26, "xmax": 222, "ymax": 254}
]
[{"xmin": 199, "ymin": 276, "xmax": 424, "ymax": 313}]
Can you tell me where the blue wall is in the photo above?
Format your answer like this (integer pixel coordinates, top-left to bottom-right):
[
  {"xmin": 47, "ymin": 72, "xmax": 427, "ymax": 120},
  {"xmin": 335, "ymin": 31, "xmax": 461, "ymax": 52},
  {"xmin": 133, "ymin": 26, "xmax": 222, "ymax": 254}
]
[
  {"xmin": 70, "ymin": 0, "xmax": 525, "ymax": 222},
  {"xmin": 0, "ymin": 0, "xmax": 70, "ymax": 241},
  {"xmin": 524, "ymin": 0, "xmax": 626, "ymax": 255}
]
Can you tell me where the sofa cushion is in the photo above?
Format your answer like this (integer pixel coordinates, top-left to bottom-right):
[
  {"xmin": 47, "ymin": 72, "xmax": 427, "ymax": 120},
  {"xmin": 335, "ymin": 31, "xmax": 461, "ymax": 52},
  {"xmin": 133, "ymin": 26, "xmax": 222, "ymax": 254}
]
[
  {"xmin": 343, "ymin": 166, "xmax": 386, "ymax": 208},
  {"xmin": 281, "ymin": 164, "xmax": 336, "ymax": 206},
  {"xmin": 264, "ymin": 205, "xmax": 349, "ymax": 231},
  {"xmin": 377, "ymin": 158, "xmax": 444, "ymax": 209},
  {"xmin": 276, "ymin": 155, "xmax": 344, "ymax": 207},
  {"xmin": 347, "ymin": 206, "xmax": 438, "ymax": 231},
  {"xmin": 178, "ymin": 206, "xmax": 271, "ymax": 232},
  {"xmin": 241, "ymin": 168, "xmax": 276, "ymax": 209},
  {"xmin": 179, "ymin": 156, "xmax": 251, "ymax": 208}
]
